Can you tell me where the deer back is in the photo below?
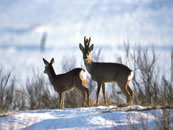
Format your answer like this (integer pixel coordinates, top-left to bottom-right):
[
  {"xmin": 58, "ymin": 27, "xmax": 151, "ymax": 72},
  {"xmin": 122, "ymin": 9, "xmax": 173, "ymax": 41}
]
[
  {"xmin": 53, "ymin": 68, "xmax": 85, "ymax": 92},
  {"xmin": 91, "ymin": 62, "xmax": 132, "ymax": 83}
]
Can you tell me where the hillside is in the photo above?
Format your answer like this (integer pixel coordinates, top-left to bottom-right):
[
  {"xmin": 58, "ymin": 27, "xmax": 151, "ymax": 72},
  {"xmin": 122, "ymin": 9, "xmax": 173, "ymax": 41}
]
[{"xmin": 0, "ymin": 105, "xmax": 173, "ymax": 130}]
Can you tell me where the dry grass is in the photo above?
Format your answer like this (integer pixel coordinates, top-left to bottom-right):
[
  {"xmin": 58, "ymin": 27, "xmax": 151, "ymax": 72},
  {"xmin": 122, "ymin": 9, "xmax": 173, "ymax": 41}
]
[
  {"xmin": 0, "ymin": 44, "xmax": 172, "ymax": 112},
  {"xmin": 109, "ymin": 44, "xmax": 173, "ymax": 107}
]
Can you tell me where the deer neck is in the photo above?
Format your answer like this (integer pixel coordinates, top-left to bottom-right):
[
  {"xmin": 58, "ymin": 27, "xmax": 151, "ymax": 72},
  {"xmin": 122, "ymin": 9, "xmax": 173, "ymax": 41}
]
[
  {"xmin": 47, "ymin": 67, "xmax": 56, "ymax": 85},
  {"xmin": 84, "ymin": 55, "xmax": 93, "ymax": 75}
]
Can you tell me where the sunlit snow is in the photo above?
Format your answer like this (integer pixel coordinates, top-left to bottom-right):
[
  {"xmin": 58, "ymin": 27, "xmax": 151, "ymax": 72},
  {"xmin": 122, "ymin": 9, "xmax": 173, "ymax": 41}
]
[{"xmin": 1, "ymin": 105, "xmax": 172, "ymax": 130}]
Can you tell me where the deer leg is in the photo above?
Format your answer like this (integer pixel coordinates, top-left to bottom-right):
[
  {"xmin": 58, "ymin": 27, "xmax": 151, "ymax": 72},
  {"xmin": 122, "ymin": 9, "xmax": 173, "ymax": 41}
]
[
  {"xmin": 123, "ymin": 89, "xmax": 131, "ymax": 104},
  {"xmin": 86, "ymin": 88, "xmax": 90, "ymax": 107},
  {"xmin": 126, "ymin": 81, "xmax": 133, "ymax": 104},
  {"xmin": 96, "ymin": 82, "xmax": 102, "ymax": 105},
  {"xmin": 59, "ymin": 92, "xmax": 62, "ymax": 109},
  {"xmin": 83, "ymin": 91, "xmax": 86, "ymax": 106},
  {"xmin": 127, "ymin": 86, "xmax": 133, "ymax": 99},
  {"xmin": 127, "ymin": 86, "xmax": 133, "ymax": 104},
  {"xmin": 80, "ymin": 90, "xmax": 86, "ymax": 106},
  {"xmin": 102, "ymin": 83, "xmax": 107, "ymax": 105},
  {"xmin": 118, "ymin": 80, "xmax": 131, "ymax": 105},
  {"xmin": 120, "ymin": 84, "xmax": 131, "ymax": 104},
  {"xmin": 62, "ymin": 92, "xmax": 65, "ymax": 109},
  {"xmin": 78, "ymin": 85, "xmax": 90, "ymax": 106}
]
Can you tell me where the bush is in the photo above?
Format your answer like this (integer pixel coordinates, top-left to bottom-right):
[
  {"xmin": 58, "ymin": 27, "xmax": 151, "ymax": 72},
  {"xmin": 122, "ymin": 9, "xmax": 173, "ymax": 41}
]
[
  {"xmin": 0, "ymin": 44, "xmax": 172, "ymax": 113},
  {"xmin": 118, "ymin": 44, "xmax": 173, "ymax": 107},
  {"xmin": 24, "ymin": 72, "xmax": 59, "ymax": 110},
  {"xmin": 0, "ymin": 68, "xmax": 15, "ymax": 112}
]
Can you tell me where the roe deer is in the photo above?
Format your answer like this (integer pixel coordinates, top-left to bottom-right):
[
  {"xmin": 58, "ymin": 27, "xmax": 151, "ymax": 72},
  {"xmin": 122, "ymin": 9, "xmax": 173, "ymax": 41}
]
[
  {"xmin": 43, "ymin": 58, "xmax": 90, "ymax": 109},
  {"xmin": 79, "ymin": 36, "xmax": 133, "ymax": 105}
]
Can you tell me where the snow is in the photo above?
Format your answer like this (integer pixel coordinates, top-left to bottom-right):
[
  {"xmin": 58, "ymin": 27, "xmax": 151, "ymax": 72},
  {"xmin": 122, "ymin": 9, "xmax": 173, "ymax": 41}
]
[{"xmin": 0, "ymin": 105, "xmax": 172, "ymax": 130}]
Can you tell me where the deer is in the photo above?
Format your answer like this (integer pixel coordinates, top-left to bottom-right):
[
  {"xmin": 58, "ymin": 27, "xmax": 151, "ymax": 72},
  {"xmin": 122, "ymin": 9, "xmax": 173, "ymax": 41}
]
[
  {"xmin": 43, "ymin": 58, "xmax": 90, "ymax": 109},
  {"xmin": 79, "ymin": 36, "xmax": 133, "ymax": 105}
]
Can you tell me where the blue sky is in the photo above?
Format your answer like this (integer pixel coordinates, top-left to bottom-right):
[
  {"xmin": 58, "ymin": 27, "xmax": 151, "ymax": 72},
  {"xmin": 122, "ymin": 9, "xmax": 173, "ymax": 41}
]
[{"xmin": 0, "ymin": 0, "xmax": 173, "ymax": 46}]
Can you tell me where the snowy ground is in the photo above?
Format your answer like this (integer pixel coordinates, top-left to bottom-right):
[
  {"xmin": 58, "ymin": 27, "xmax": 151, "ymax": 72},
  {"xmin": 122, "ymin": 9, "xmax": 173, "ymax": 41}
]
[{"xmin": 0, "ymin": 105, "xmax": 173, "ymax": 130}]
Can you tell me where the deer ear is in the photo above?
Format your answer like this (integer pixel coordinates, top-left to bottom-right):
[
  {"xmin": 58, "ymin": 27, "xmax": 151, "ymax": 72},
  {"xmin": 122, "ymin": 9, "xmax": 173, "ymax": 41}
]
[
  {"xmin": 50, "ymin": 58, "xmax": 55, "ymax": 65},
  {"xmin": 89, "ymin": 44, "xmax": 94, "ymax": 51},
  {"xmin": 43, "ymin": 58, "xmax": 49, "ymax": 65},
  {"xmin": 79, "ymin": 43, "xmax": 84, "ymax": 52}
]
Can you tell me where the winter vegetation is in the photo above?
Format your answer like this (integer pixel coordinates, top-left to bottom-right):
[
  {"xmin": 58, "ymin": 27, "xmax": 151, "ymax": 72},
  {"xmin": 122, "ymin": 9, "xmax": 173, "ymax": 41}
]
[{"xmin": 0, "ymin": 44, "xmax": 172, "ymax": 112}]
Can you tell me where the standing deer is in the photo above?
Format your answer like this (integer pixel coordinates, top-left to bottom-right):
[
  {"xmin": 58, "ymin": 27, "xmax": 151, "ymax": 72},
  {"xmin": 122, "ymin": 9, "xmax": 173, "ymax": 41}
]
[
  {"xmin": 43, "ymin": 58, "xmax": 90, "ymax": 109},
  {"xmin": 79, "ymin": 36, "xmax": 133, "ymax": 105}
]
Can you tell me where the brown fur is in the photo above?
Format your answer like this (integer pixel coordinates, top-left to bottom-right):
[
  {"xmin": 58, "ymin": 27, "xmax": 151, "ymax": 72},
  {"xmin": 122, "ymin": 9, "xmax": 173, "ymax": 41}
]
[{"xmin": 43, "ymin": 58, "xmax": 90, "ymax": 109}]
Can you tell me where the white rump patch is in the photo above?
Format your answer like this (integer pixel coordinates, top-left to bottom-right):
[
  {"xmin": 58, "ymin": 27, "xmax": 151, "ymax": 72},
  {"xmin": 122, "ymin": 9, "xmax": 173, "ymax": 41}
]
[
  {"xmin": 128, "ymin": 71, "xmax": 134, "ymax": 80},
  {"xmin": 79, "ymin": 69, "xmax": 86, "ymax": 81}
]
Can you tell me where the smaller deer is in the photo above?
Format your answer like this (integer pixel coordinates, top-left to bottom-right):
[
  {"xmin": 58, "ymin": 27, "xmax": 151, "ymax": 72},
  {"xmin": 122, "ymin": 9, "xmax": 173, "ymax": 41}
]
[{"xmin": 43, "ymin": 58, "xmax": 90, "ymax": 109}]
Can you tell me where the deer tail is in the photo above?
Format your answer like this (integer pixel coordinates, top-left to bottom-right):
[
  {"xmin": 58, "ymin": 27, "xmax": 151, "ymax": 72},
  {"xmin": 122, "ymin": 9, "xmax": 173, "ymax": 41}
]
[
  {"xmin": 128, "ymin": 71, "xmax": 134, "ymax": 81},
  {"xmin": 79, "ymin": 69, "xmax": 87, "ymax": 86}
]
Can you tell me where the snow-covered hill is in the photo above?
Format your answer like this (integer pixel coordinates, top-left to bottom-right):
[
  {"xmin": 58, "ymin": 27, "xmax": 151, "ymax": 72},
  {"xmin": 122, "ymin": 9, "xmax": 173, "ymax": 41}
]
[{"xmin": 0, "ymin": 105, "xmax": 173, "ymax": 130}]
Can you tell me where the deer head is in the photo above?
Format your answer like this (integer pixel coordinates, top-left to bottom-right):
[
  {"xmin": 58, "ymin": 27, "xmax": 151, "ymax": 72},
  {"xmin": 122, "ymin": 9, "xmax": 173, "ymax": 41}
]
[
  {"xmin": 43, "ymin": 58, "xmax": 55, "ymax": 74},
  {"xmin": 79, "ymin": 36, "xmax": 94, "ymax": 61}
]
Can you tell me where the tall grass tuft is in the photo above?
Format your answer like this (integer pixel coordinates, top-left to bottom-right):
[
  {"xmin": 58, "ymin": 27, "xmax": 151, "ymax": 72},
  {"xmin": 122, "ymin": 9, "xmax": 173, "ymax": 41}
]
[
  {"xmin": 24, "ymin": 71, "xmax": 59, "ymax": 110},
  {"xmin": 0, "ymin": 68, "xmax": 14, "ymax": 112},
  {"xmin": 118, "ymin": 43, "xmax": 173, "ymax": 107}
]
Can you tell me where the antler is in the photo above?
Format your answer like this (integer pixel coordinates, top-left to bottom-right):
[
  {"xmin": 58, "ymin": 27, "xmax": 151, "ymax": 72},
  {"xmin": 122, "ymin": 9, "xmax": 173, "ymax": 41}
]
[
  {"xmin": 84, "ymin": 36, "xmax": 91, "ymax": 47},
  {"xmin": 84, "ymin": 36, "xmax": 88, "ymax": 47},
  {"xmin": 88, "ymin": 37, "xmax": 91, "ymax": 46},
  {"xmin": 84, "ymin": 36, "xmax": 86, "ymax": 43}
]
